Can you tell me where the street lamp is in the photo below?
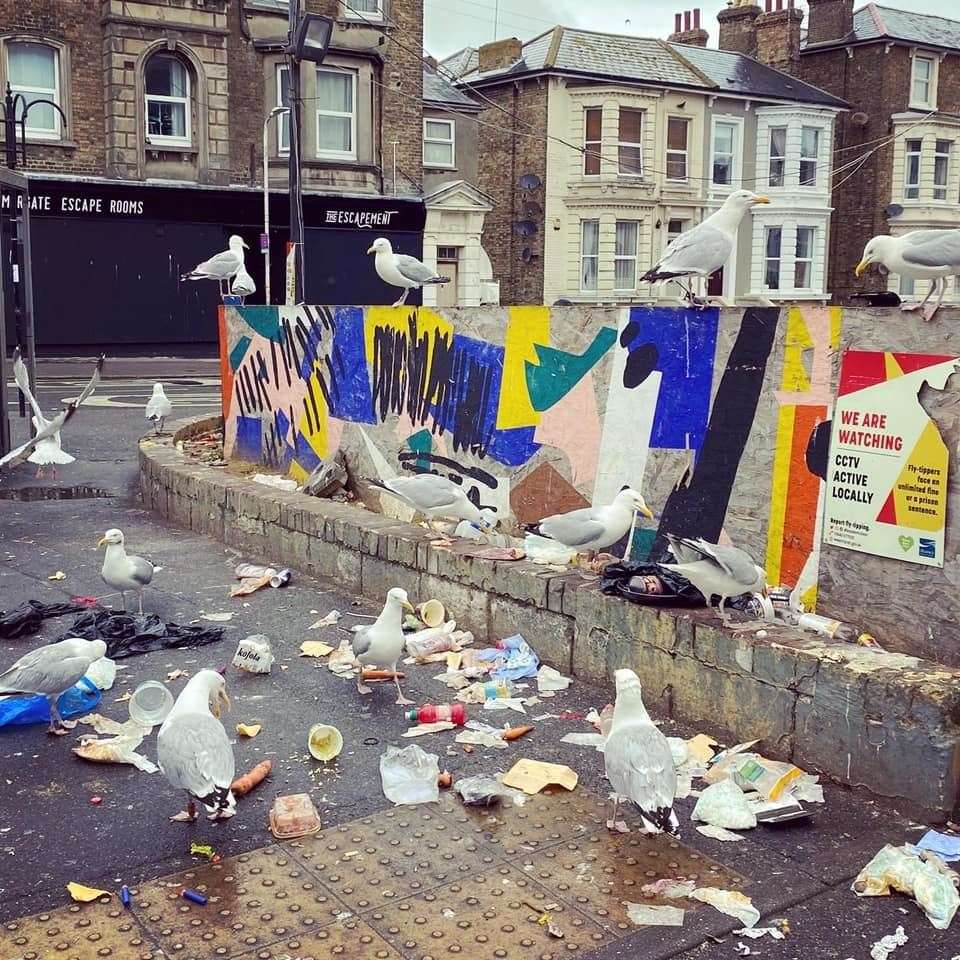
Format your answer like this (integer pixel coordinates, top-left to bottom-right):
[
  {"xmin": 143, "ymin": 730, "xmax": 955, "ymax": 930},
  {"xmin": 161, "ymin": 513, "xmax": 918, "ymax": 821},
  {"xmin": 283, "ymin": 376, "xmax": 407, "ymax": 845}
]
[
  {"xmin": 262, "ymin": 105, "xmax": 289, "ymax": 306},
  {"xmin": 285, "ymin": 3, "xmax": 333, "ymax": 305}
]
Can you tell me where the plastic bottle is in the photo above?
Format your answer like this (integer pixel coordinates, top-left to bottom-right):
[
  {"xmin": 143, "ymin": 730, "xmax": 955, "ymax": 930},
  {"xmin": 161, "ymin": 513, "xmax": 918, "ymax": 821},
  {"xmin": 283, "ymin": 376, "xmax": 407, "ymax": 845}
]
[
  {"xmin": 482, "ymin": 679, "xmax": 517, "ymax": 699},
  {"xmin": 494, "ymin": 634, "xmax": 525, "ymax": 651},
  {"xmin": 796, "ymin": 612, "xmax": 860, "ymax": 643},
  {"xmin": 405, "ymin": 703, "xmax": 467, "ymax": 725}
]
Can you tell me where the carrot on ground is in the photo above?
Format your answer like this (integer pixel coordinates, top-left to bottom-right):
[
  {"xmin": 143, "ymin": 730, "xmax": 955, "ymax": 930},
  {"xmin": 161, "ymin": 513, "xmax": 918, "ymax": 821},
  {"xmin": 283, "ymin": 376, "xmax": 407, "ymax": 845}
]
[
  {"xmin": 502, "ymin": 725, "xmax": 534, "ymax": 742},
  {"xmin": 231, "ymin": 759, "xmax": 272, "ymax": 797},
  {"xmin": 361, "ymin": 669, "xmax": 405, "ymax": 680}
]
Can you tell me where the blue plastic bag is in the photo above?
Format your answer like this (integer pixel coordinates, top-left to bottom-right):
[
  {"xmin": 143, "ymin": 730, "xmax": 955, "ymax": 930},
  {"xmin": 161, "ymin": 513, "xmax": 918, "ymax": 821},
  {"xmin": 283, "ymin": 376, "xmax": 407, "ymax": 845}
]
[
  {"xmin": 0, "ymin": 676, "xmax": 101, "ymax": 729},
  {"xmin": 477, "ymin": 635, "xmax": 540, "ymax": 681}
]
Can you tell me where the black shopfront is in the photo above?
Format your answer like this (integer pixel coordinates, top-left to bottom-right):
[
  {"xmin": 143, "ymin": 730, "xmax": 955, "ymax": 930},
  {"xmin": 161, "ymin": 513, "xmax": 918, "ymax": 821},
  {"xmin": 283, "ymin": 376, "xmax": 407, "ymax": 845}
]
[{"xmin": 1, "ymin": 177, "xmax": 425, "ymax": 350}]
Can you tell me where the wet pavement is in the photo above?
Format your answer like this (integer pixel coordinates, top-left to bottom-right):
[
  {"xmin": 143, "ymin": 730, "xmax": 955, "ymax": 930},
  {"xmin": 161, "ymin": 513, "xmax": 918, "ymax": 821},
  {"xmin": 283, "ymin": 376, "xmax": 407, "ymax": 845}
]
[{"xmin": 1, "ymin": 374, "xmax": 958, "ymax": 960}]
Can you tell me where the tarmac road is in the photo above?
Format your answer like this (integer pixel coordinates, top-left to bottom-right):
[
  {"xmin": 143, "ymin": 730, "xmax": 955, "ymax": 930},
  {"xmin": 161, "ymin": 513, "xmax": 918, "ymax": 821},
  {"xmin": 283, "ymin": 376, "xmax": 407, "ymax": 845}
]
[{"xmin": 0, "ymin": 364, "xmax": 957, "ymax": 960}]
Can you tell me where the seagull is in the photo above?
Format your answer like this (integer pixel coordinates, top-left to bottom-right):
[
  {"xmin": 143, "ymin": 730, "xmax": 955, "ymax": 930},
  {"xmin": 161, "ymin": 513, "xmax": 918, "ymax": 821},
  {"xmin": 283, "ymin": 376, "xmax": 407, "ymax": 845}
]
[
  {"xmin": 145, "ymin": 383, "xmax": 173, "ymax": 435},
  {"xmin": 855, "ymin": 230, "xmax": 960, "ymax": 322},
  {"xmin": 0, "ymin": 638, "xmax": 107, "ymax": 735},
  {"xmin": 181, "ymin": 235, "xmax": 249, "ymax": 295},
  {"xmin": 157, "ymin": 669, "xmax": 235, "ymax": 823},
  {"xmin": 659, "ymin": 534, "xmax": 766, "ymax": 625},
  {"xmin": 98, "ymin": 528, "xmax": 160, "ymax": 614},
  {"xmin": 367, "ymin": 237, "xmax": 450, "ymax": 306},
  {"xmin": 231, "ymin": 264, "xmax": 256, "ymax": 300},
  {"xmin": 3, "ymin": 348, "xmax": 104, "ymax": 478},
  {"xmin": 604, "ymin": 669, "xmax": 679, "ymax": 835},
  {"xmin": 641, "ymin": 190, "xmax": 770, "ymax": 305},
  {"xmin": 371, "ymin": 474, "xmax": 495, "ymax": 534},
  {"xmin": 530, "ymin": 488, "xmax": 653, "ymax": 557},
  {"xmin": 351, "ymin": 587, "xmax": 415, "ymax": 704}
]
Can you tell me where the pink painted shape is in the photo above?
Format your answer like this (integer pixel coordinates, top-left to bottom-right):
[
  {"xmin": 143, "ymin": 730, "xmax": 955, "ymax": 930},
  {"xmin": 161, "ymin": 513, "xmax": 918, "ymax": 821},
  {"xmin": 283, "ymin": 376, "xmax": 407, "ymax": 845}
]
[{"xmin": 534, "ymin": 374, "xmax": 601, "ymax": 491}]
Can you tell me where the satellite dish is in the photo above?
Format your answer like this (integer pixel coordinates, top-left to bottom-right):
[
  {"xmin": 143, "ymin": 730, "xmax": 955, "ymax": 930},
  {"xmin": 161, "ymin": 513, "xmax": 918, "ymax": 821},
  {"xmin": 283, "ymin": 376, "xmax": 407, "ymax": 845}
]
[
  {"xmin": 521, "ymin": 246, "xmax": 539, "ymax": 263},
  {"xmin": 851, "ymin": 111, "xmax": 869, "ymax": 126},
  {"xmin": 518, "ymin": 173, "xmax": 542, "ymax": 190},
  {"xmin": 885, "ymin": 203, "xmax": 904, "ymax": 218},
  {"xmin": 523, "ymin": 200, "xmax": 543, "ymax": 218},
  {"xmin": 513, "ymin": 220, "xmax": 538, "ymax": 237}
]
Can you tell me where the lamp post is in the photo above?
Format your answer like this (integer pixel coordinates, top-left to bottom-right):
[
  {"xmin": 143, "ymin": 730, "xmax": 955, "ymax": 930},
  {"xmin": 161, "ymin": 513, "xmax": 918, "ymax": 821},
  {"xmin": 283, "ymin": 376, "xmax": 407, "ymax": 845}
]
[
  {"xmin": 285, "ymin": 2, "xmax": 333, "ymax": 305},
  {"xmin": 262, "ymin": 105, "xmax": 289, "ymax": 306}
]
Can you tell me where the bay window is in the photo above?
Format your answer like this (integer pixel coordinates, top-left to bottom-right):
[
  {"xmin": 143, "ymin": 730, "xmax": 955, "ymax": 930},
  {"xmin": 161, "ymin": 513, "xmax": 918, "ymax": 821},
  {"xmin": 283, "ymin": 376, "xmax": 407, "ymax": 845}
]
[
  {"xmin": 580, "ymin": 220, "xmax": 599, "ymax": 292},
  {"xmin": 763, "ymin": 227, "xmax": 782, "ymax": 290},
  {"xmin": 799, "ymin": 127, "xmax": 819, "ymax": 186},
  {"xmin": 794, "ymin": 227, "xmax": 815, "ymax": 289},
  {"xmin": 768, "ymin": 127, "xmax": 786, "ymax": 187},
  {"xmin": 666, "ymin": 117, "xmax": 689, "ymax": 181},
  {"xmin": 712, "ymin": 120, "xmax": 737, "ymax": 187},
  {"xmin": 934, "ymin": 139, "xmax": 951, "ymax": 201},
  {"xmin": 614, "ymin": 221, "xmax": 639, "ymax": 291},
  {"xmin": 618, "ymin": 108, "xmax": 643, "ymax": 178},
  {"xmin": 904, "ymin": 139, "xmax": 922, "ymax": 200},
  {"xmin": 584, "ymin": 107, "xmax": 601, "ymax": 176}
]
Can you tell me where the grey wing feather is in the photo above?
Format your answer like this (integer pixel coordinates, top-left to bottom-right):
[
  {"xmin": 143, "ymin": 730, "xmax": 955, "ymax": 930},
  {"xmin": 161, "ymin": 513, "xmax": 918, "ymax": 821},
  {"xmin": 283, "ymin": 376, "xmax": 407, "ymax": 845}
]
[
  {"xmin": 692, "ymin": 539, "xmax": 758, "ymax": 584},
  {"xmin": 157, "ymin": 714, "xmax": 235, "ymax": 795},
  {"xmin": 351, "ymin": 625, "xmax": 373, "ymax": 658},
  {"xmin": 539, "ymin": 508, "xmax": 606, "ymax": 547},
  {"xmin": 194, "ymin": 251, "xmax": 243, "ymax": 278},
  {"xmin": 394, "ymin": 254, "xmax": 440, "ymax": 284},
  {"xmin": 655, "ymin": 225, "xmax": 731, "ymax": 276},
  {"xmin": 0, "ymin": 648, "xmax": 91, "ymax": 697},
  {"xmin": 12, "ymin": 349, "xmax": 45, "ymax": 421},
  {"xmin": 900, "ymin": 230, "xmax": 960, "ymax": 269},
  {"xmin": 605, "ymin": 722, "xmax": 677, "ymax": 814},
  {"xmin": 72, "ymin": 355, "xmax": 105, "ymax": 407},
  {"xmin": 386, "ymin": 475, "xmax": 459, "ymax": 510},
  {"xmin": 665, "ymin": 533, "xmax": 702, "ymax": 564},
  {"xmin": 127, "ymin": 555, "xmax": 155, "ymax": 585}
]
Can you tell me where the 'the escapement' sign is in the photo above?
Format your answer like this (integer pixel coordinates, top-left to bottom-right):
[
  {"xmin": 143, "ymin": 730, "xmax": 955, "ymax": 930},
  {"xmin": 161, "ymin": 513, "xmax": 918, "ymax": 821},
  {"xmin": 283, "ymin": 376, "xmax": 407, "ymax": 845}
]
[{"xmin": 824, "ymin": 350, "xmax": 959, "ymax": 567}]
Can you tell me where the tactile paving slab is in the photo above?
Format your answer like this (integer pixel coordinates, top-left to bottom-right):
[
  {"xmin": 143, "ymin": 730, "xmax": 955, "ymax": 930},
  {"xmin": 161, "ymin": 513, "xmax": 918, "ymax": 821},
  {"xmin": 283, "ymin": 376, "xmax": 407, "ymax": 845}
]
[
  {"xmin": 287, "ymin": 806, "xmax": 499, "ymax": 912},
  {"xmin": 514, "ymin": 830, "xmax": 747, "ymax": 934},
  {"xmin": 364, "ymin": 863, "xmax": 614, "ymax": 960},
  {"xmin": 231, "ymin": 918, "xmax": 403, "ymax": 959},
  {"xmin": 0, "ymin": 901, "xmax": 161, "ymax": 960},
  {"xmin": 133, "ymin": 844, "xmax": 348, "ymax": 959}
]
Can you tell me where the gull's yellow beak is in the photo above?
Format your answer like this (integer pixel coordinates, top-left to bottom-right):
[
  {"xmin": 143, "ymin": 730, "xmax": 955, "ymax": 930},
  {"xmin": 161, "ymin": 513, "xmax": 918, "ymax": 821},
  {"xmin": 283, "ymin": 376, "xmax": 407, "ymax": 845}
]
[
  {"xmin": 402, "ymin": 600, "xmax": 415, "ymax": 613},
  {"xmin": 855, "ymin": 258, "xmax": 870, "ymax": 277},
  {"xmin": 638, "ymin": 504, "xmax": 654, "ymax": 519},
  {"xmin": 366, "ymin": 244, "xmax": 376, "ymax": 255},
  {"xmin": 97, "ymin": 537, "xmax": 107, "ymax": 548},
  {"xmin": 212, "ymin": 690, "xmax": 231, "ymax": 719},
  {"xmin": 753, "ymin": 196, "xmax": 771, "ymax": 204}
]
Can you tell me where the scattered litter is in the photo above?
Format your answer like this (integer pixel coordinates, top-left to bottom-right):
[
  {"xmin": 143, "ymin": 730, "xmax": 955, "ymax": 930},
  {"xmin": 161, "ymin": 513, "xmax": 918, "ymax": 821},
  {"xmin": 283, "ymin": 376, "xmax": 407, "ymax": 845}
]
[
  {"xmin": 691, "ymin": 888, "xmax": 760, "ymax": 929},
  {"xmin": 732, "ymin": 756, "xmax": 804, "ymax": 801},
  {"xmin": 232, "ymin": 635, "xmax": 274, "ymax": 673},
  {"xmin": 753, "ymin": 796, "xmax": 813, "ymax": 825},
  {"xmin": 190, "ymin": 842, "xmax": 220, "ymax": 863},
  {"xmin": 503, "ymin": 759, "xmax": 578, "ymax": 795},
  {"xmin": 417, "ymin": 599, "xmax": 446, "ymax": 627},
  {"xmin": 300, "ymin": 640, "xmax": 334, "ymax": 658},
  {"xmin": 870, "ymin": 926, "xmax": 908, "ymax": 960},
  {"xmin": 307, "ymin": 724, "xmax": 343, "ymax": 761},
  {"xmin": 686, "ymin": 734, "xmax": 718, "ymax": 764},
  {"xmin": 86, "ymin": 657, "xmax": 118, "ymax": 691},
  {"xmin": 537, "ymin": 665, "xmax": 571, "ymax": 692},
  {"xmin": 477, "ymin": 634, "xmax": 539, "ymax": 681},
  {"xmin": 58, "ymin": 610, "xmax": 225, "ymax": 659},
  {"xmin": 915, "ymin": 830, "xmax": 960, "ymax": 863},
  {"xmin": 403, "ymin": 721, "xmax": 457, "ymax": 737},
  {"xmin": 128, "ymin": 681, "xmax": 174, "ymax": 726},
  {"xmin": 560, "ymin": 732, "xmax": 606, "ymax": 750},
  {"xmin": 231, "ymin": 759, "xmax": 272, "ymax": 796},
  {"xmin": 625, "ymin": 903, "xmax": 685, "ymax": 927},
  {"xmin": 309, "ymin": 610, "xmax": 342, "ymax": 630},
  {"xmin": 455, "ymin": 774, "xmax": 526, "ymax": 807},
  {"xmin": 524, "ymin": 533, "xmax": 576, "ymax": 565},
  {"xmin": 474, "ymin": 546, "xmax": 525, "ymax": 561},
  {"xmin": 482, "ymin": 697, "xmax": 526, "ymax": 714},
  {"xmin": 201, "ymin": 612, "xmax": 234, "ymax": 622},
  {"xmin": 380, "ymin": 744, "xmax": 441, "ymax": 805},
  {"xmin": 0, "ymin": 599, "xmax": 82, "ymax": 639},
  {"xmin": 328, "ymin": 637, "xmax": 358, "ymax": 676},
  {"xmin": 269, "ymin": 793, "xmax": 322, "ymax": 839},
  {"xmin": 48, "ymin": 570, "xmax": 67, "ymax": 581},
  {"xmin": 67, "ymin": 882, "xmax": 110, "ymax": 903},
  {"xmin": 406, "ymin": 703, "xmax": 467, "ymax": 725},
  {"xmin": 697, "ymin": 824, "xmax": 746, "ymax": 842},
  {"xmin": 230, "ymin": 564, "xmax": 275, "ymax": 597},
  {"xmin": 73, "ymin": 714, "xmax": 157, "ymax": 773},
  {"xmin": 455, "ymin": 723, "xmax": 509, "ymax": 750},
  {"xmin": 736, "ymin": 927, "xmax": 786, "ymax": 940},
  {"xmin": 853, "ymin": 844, "xmax": 959, "ymax": 930},
  {"xmin": 734, "ymin": 943, "xmax": 751, "ymax": 956},
  {"xmin": 502, "ymin": 724, "xmax": 534, "ymax": 742},
  {"xmin": 791, "ymin": 775, "xmax": 825, "ymax": 804},
  {"xmin": 236, "ymin": 723, "xmax": 261, "ymax": 738},
  {"xmin": 406, "ymin": 621, "xmax": 460, "ymax": 659},
  {"xmin": 251, "ymin": 473, "xmax": 298, "ymax": 492},
  {"xmin": 437, "ymin": 771, "xmax": 453, "ymax": 789},
  {"xmin": 166, "ymin": 669, "xmax": 189, "ymax": 681},
  {"xmin": 692, "ymin": 780, "xmax": 758, "ymax": 830},
  {"xmin": 181, "ymin": 889, "xmax": 208, "ymax": 906}
]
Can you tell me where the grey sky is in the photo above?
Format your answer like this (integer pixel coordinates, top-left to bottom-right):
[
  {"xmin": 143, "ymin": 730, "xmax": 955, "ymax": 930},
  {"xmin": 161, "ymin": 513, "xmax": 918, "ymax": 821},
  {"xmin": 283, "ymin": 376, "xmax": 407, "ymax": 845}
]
[{"xmin": 425, "ymin": 0, "xmax": 944, "ymax": 59}]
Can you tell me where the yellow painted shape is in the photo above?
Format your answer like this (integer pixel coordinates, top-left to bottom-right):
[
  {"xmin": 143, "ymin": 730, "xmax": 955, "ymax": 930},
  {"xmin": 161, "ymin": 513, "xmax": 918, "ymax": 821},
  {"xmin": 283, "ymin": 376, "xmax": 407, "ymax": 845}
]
[
  {"xmin": 883, "ymin": 352, "xmax": 905, "ymax": 381},
  {"xmin": 363, "ymin": 306, "xmax": 455, "ymax": 393},
  {"xmin": 286, "ymin": 370, "xmax": 330, "ymax": 483},
  {"xmin": 781, "ymin": 307, "xmax": 813, "ymax": 394},
  {"xmin": 892, "ymin": 419, "xmax": 948, "ymax": 532},
  {"xmin": 496, "ymin": 305, "xmax": 551, "ymax": 429},
  {"xmin": 800, "ymin": 584, "xmax": 818, "ymax": 613},
  {"xmin": 765, "ymin": 404, "xmax": 797, "ymax": 585},
  {"xmin": 828, "ymin": 305, "xmax": 842, "ymax": 349}
]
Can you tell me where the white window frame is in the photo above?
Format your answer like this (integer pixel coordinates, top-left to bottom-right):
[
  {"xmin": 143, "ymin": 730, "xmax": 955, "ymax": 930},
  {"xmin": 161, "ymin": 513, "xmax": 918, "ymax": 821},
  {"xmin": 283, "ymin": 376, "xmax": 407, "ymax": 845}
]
[
  {"xmin": 580, "ymin": 219, "xmax": 600, "ymax": 293},
  {"xmin": 583, "ymin": 106, "xmax": 602, "ymax": 177},
  {"xmin": 794, "ymin": 226, "xmax": 816, "ymax": 289},
  {"xmin": 343, "ymin": 0, "xmax": 384, "ymax": 20},
  {"xmin": 617, "ymin": 107, "xmax": 643, "ymax": 179},
  {"xmin": 763, "ymin": 225, "xmax": 783, "ymax": 291},
  {"xmin": 710, "ymin": 116, "xmax": 741, "ymax": 190},
  {"xmin": 904, "ymin": 138, "xmax": 922, "ymax": 200},
  {"xmin": 7, "ymin": 40, "xmax": 62, "ymax": 140},
  {"xmin": 768, "ymin": 126, "xmax": 787, "ymax": 188},
  {"xmin": 315, "ymin": 66, "xmax": 357, "ymax": 161},
  {"xmin": 614, "ymin": 220, "xmax": 640, "ymax": 292},
  {"xmin": 933, "ymin": 138, "xmax": 951, "ymax": 201},
  {"xmin": 910, "ymin": 53, "xmax": 937, "ymax": 110},
  {"xmin": 665, "ymin": 116, "xmax": 689, "ymax": 182},
  {"xmin": 276, "ymin": 63, "xmax": 290, "ymax": 155},
  {"xmin": 799, "ymin": 126, "xmax": 820, "ymax": 187},
  {"xmin": 423, "ymin": 117, "xmax": 455, "ymax": 169},
  {"xmin": 144, "ymin": 54, "xmax": 191, "ymax": 147}
]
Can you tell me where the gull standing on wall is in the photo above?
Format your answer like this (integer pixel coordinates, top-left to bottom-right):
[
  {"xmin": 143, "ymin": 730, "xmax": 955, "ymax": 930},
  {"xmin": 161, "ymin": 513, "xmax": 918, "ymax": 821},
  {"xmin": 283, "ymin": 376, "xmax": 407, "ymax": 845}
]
[
  {"xmin": 145, "ymin": 383, "xmax": 174, "ymax": 434},
  {"xmin": 856, "ymin": 230, "xmax": 960, "ymax": 322},
  {"xmin": 181, "ymin": 235, "xmax": 249, "ymax": 295},
  {"xmin": 641, "ymin": 190, "xmax": 770, "ymax": 305},
  {"xmin": 367, "ymin": 237, "xmax": 451, "ymax": 306}
]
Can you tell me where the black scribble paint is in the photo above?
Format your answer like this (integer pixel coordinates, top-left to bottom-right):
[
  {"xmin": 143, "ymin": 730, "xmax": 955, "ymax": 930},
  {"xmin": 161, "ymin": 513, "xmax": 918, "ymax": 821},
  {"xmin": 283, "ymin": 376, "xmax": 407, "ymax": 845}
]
[
  {"xmin": 270, "ymin": 340, "xmax": 279, "ymax": 387},
  {"xmin": 234, "ymin": 380, "xmax": 246, "ymax": 419},
  {"xmin": 306, "ymin": 377, "xmax": 322, "ymax": 431},
  {"xmin": 241, "ymin": 366, "xmax": 258, "ymax": 412},
  {"xmin": 301, "ymin": 396, "xmax": 315, "ymax": 436},
  {"xmin": 435, "ymin": 345, "xmax": 496, "ymax": 458},
  {"xmin": 396, "ymin": 452, "xmax": 497, "ymax": 486}
]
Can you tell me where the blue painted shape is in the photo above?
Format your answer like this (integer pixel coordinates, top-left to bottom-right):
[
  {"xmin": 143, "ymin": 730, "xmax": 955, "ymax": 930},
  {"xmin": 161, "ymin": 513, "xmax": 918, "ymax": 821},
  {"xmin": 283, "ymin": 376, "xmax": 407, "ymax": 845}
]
[
  {"xmin": 328, "ymin": 306, "xmax": 376, "ymax": 424},
  {"xmin": 292, "ymin": 429, "xmax": 322, "ymax": 473},
  {"xmin": 237, "ymin": 306, "xmax": 282, "ymax": 342},
  {"xmin": 623, "ymin": 306, "xmax": 719, "ymax": 452},
  {"xmin": 229, "ymin": 335, "xmax": 252, "ymax": 372},
  {"xmin": 234, "ymin": 415, "xmax": 262, "ymax": 462},
  {"xmin": 525, "ymin": 326, "xmax": 617, "ymax": 411}
]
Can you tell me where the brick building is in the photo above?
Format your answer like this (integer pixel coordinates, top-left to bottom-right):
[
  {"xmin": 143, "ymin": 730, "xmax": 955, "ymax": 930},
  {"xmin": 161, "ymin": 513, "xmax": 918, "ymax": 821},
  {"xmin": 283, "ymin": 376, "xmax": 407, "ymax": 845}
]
[
  {"xmin": 716, "ymin": 0, "xmax": 960, "ymax": 304},
  {"xmin": 0, "ymin": 0, "xmax": 426, "ymax": 348}
]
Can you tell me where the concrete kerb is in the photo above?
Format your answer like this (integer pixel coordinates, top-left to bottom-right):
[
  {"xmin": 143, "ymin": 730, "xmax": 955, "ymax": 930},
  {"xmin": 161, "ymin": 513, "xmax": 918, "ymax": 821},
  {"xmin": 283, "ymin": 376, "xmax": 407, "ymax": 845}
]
[{"xmin": 140, "ymin": 416, "xmax": 960, "ymax": 820}]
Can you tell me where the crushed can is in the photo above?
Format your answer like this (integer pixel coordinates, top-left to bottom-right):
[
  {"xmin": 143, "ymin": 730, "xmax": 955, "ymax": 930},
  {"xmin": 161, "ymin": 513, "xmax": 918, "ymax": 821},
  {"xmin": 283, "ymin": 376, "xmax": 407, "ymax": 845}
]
[{"xmin": 232, "ymin": 634, "xmax": 274, "ymax": 674}]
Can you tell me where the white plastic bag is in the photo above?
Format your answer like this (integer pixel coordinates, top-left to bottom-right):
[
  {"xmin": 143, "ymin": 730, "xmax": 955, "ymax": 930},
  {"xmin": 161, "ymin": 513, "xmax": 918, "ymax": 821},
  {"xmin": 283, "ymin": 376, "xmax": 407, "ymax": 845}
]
[
  {"xmin": 691, "ymin": 780, "xmax": 757, "ymax": 830},
  {"xmin": 379, "ymin": 744, "xmax": 440, "ymax": 805}
]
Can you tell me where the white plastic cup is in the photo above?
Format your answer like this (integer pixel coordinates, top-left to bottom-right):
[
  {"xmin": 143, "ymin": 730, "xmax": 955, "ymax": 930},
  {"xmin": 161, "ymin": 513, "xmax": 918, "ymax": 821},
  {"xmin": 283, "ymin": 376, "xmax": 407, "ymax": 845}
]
[{"xmin": 128, "ymin": 680, "xmax": 174, "ymax": 726}]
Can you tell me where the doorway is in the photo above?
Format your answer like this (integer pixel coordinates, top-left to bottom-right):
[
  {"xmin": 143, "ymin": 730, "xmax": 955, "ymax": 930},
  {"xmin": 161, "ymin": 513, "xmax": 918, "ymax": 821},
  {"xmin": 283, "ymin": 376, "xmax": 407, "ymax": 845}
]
[{"xmin": 437, "ymin": 246, "xmax": 460, "ymax": 307}]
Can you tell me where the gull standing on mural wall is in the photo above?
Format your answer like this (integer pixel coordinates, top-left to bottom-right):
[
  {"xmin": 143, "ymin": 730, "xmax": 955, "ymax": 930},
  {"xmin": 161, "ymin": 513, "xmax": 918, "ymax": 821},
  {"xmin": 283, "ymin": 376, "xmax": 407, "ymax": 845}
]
[
  {"xmin": 855, "ymin": 229, "xmax": 960, "ymax": 322},
  {"xmin": 370, "ymin": 474, "xmax": 495, "ymax": 535},
  {"xmin": 367, "ymin": 237, "xmax": 451, "ymax": 306},
  {"xmin": 181, "ymin": 235, "xmax": 249, "ymax": 296},
  {"xmin": 641, "ymin": 190, "xmax": 770, "ymax": 305}
]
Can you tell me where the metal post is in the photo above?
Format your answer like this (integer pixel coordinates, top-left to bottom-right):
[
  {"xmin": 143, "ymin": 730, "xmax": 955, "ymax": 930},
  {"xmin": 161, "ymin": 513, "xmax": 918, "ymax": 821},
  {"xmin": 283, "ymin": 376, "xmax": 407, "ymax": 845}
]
[
  {"xmin": 288, "ymin": 0, "xmax": 305, "ymax": 305},
  {"xmin": 4, "ymin": 85, "xmax": 17, "ymax": 170},
  {"xmin": 262, "ymin": 107, "xmax": 288, "ymax": 307}
]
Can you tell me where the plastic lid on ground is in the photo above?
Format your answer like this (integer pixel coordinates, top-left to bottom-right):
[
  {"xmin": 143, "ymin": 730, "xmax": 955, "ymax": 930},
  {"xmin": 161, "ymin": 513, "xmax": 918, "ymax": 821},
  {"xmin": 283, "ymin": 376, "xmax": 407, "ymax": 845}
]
[{"xmin": 128, "ymin": 680, "xmax": 174, "ymax": 726}]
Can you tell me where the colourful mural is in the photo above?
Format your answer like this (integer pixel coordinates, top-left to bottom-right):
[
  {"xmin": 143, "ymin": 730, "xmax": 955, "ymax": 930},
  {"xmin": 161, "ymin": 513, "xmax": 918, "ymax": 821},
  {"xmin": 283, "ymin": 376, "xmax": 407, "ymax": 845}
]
[{"xmin": 220, "ymin": 303, "xmax": 837, "ymax": 591}]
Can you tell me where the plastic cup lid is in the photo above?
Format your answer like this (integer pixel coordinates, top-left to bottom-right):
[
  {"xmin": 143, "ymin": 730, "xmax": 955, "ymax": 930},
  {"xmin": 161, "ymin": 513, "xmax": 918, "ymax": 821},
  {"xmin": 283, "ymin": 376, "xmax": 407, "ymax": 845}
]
[{"xmin": 129, "ymin": 681, "xmax": 174, "ymax": 725}]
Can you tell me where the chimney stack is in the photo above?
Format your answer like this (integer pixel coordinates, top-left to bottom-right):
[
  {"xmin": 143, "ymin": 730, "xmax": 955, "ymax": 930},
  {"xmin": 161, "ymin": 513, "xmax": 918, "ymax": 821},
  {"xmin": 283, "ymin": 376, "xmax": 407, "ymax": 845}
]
[
  {"xmin": 717, "ymin": 1, "xmax": 762, "ymax": 56},
  {"xmin": 806, "ymin": 0, "xmax": 854, "ymax": 45},
  {"xmin": 667, "ymin": 7, "xmax": 709, "ymax": 47},
  {"xmin": 477, "ymin": 37, "xmax": 523, "ymax": 74},
  {"xmin": 755, "ymin": 0, "xmax": 804, "ymax": 74}
]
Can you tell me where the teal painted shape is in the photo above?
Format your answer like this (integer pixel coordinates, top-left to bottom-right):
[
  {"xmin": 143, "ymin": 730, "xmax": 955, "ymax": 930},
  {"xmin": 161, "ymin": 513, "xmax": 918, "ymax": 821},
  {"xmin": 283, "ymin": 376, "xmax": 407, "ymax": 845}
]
[
  {"xmin": 238, "ymin": 305, "xmax": 282, "ymax": 342},
  {"xmin": 406, "ymin": 429, "xmax": 433, "ymax": 472},
  {"xmin": 229, "ymin": 335, "xmax": 252, "ymax": 372},
  {"xmin": 628, "ymin": 527, "xmax": 656, "ymax": 563},
  {"xmin": 525, "ymin": 326, "xmax": 617, "ymax": 412}
]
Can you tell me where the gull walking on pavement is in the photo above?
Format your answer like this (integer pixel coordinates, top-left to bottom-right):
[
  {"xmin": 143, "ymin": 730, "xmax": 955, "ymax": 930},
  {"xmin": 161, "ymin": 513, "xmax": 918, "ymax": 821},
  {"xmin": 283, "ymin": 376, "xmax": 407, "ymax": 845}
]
[
  {"xmin": 659, "ymin": 534, "xmax": 766, "ymax": 625},
  {"xmin": 157, "ymin": 670, "xmax": 235, "ymax": 823},
  {"xmin": 371, "ymin": 474, "xmax": 494, "ymax": 534},
  {"xmin": 641, "ymin": 190, "xmax": 770, "ymax": 305},
  {"xmin": 0, "ymin": 638, "xmax": 107, "ymax": 735},
  {"xmin": 145, "ymin": 383, "xmax": 174, "ymax": 434},
  {"xmin": 604, "ymin": 669, "xmax": 679, "ymax": 835},
  {"xmin": 367, "ymin": 237, "xmax": 450, "ymax": 306},
  {"xmin": 181, "ymin": 235, "xmax": 249, "ymax": 295},
  {"xmin": 856, "ymin": 229, "xmax": 960, "ymax": 322},
  {"xmin": 98, "ymin": 528, "xmax": 160, "ymax": 614},
  {"xmin": 351, "ymin": 587, "xmax": 415, "ymax": 704}
]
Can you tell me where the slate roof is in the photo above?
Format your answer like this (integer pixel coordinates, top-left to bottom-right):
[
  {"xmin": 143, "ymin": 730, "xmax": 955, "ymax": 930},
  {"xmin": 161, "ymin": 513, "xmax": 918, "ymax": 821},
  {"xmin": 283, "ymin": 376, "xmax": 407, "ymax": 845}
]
[
  {"xmin": 424, "ymin": 67, "xmax": 480, "ymax": 109},
  {"xmin": 803, "ymin": 4, "xmax": 960, "ymax": 50},
  {"xmin": 440, "ymin": 47, "xmax": 479, "ymax": 79},
  {"xmin": 670, "ymin": 43, "xmax": 848, "ymax": 108}
]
